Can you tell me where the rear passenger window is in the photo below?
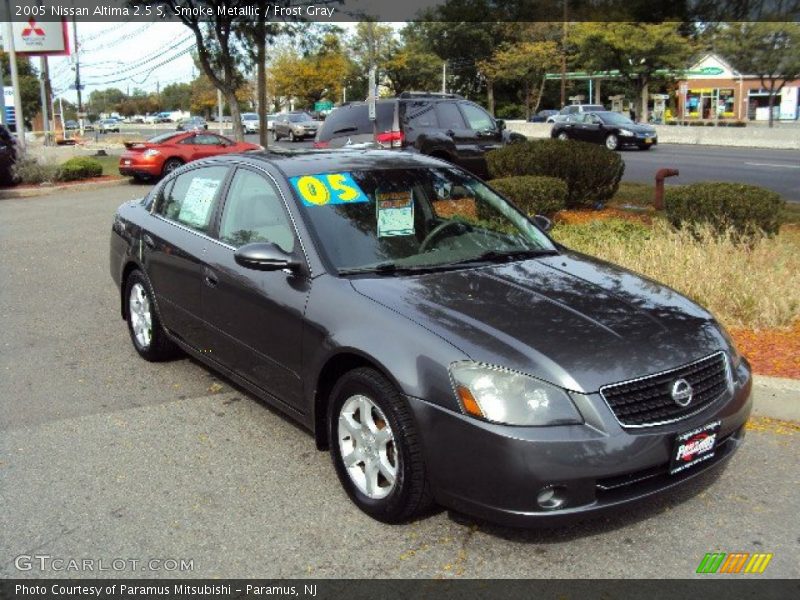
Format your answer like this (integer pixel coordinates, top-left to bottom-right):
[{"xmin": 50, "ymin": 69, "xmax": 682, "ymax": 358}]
[
  {"xmin": 157, "ymin": 166, "xmax": 228, "ymax": 233},
  {"xmin": 403, "ymin": 101, "xmax": 438, "ymax": 129},
  {"xmin": 435, "ymin": 102, "xmax": 466, "ymax": 129},
  {"xmin": 460, "ymin": 102, "xmax": 495, "ymax": 131},
  {"xmin": 218, "ymin": 169, "xmax": 295, "ymax": 253}
]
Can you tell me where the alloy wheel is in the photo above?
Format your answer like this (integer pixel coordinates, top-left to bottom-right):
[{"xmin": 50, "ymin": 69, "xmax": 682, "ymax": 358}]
[
  {"xmin": 337, "ymin": 394, "xmax": 397, "ymax": 499},
  {"xmin": 605, "ymin": 134, "xmax": 618, "ymax": 150},
  {"xmin": 128, "ymin": 283, "xmax": 152, "ymax": 349}
]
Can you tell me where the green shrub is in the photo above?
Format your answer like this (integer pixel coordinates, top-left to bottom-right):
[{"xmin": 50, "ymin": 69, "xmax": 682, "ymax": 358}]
[
  {"xmin": 486, "ymin": 139, "xmax": 624, "ymax": 208},
  {"xmin": 12, "ymin": 157, "xmax": 59, "ymax": 184},
  {"xmin": 553, "ymin": 218, "xmax": 652, "ymax": 249},
  {"xmin": 495, "ymin": 103, "xmax": 524, "ymax": 120},
  {"xmin": 486, "ymin": 176, "xmax": 566, "ymax": 218},
  {"xmin": 665, "ymin": 182, "xmax": 785, "ymax": 238},
  {"xmin": 56, "ymin": 156, "xmax": 103, "ymax": 182}
]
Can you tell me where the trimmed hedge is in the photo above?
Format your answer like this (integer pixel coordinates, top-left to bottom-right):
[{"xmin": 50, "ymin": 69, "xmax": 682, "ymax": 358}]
[
  {"xmin": 486, "ymin": 139, "xmax": 624, "ymax": 208},
  {"xmin": 486, "ymin": 176, "xmax": 567, "ymax": 218},
  {"xmin": 665, "ymin": 182, "xmax": 785, "ymax": 237},
  {"xmin": 56, "ymin": 156, "xmax": 103, "ymax": 182}
]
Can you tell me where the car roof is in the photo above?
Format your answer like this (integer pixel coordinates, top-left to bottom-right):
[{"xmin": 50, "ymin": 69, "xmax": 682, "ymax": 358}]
[{"xmin": 202, "ymin": 148, "xmax": 448, "ymax": 179}]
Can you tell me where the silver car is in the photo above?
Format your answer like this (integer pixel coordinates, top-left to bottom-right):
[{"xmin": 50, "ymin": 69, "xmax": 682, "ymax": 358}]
[
  {"xmin": 273, "ymin": 112, "xmax": 318, "ymax": 142},
  {"xmin": 241, "ymin": 112, "xmax": 260, "ymax": 133}
]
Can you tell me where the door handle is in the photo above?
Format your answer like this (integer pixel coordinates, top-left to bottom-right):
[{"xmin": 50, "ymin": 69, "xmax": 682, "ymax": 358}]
[
  {"xmin": 142, "ymin": 234, "xmax": 156, "ymax": 249},
  {"xmin": 204, "ymin": 270, "xmax": 218, "ymax": 288}
]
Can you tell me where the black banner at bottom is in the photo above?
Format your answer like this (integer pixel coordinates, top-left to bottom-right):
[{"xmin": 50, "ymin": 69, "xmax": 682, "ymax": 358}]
[{"xmin": 1, "ymin": 579, "xmax": 799, "ymax": 600}]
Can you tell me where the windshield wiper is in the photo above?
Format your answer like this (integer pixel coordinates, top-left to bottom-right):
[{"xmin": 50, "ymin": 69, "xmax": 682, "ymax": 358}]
[
  {"xmin": 447, "ymin": 248, "xmax": 559, "ymax": 266},
  {"xmin": 338, "ymin": 262, "xmax": 440, "ymax": 276}
]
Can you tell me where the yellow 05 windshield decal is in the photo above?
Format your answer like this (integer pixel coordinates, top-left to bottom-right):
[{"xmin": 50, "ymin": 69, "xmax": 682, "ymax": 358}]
[{"xmin": 289, "ymin": 173, "xmax": 369, "ymax": 206}]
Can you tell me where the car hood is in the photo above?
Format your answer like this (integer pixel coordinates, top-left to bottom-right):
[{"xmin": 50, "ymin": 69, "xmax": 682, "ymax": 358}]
[
  {"xmin": 349, "ymin": 252, "xmax": 728, "ymax": 393},
  {"xmin": 619, "ymin": 122, "xmax": 656, "ymax": 134}
]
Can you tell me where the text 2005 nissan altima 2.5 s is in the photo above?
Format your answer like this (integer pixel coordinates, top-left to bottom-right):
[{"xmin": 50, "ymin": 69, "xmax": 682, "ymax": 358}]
[{"xmin": 109, "ymin": 149, "xmax": 752, "ymax": 527}]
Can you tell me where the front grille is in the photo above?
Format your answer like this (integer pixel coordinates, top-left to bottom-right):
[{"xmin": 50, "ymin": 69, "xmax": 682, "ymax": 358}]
[{"xmin": 600, "ymin": 352, "xmax": 729, "ymax": 428}]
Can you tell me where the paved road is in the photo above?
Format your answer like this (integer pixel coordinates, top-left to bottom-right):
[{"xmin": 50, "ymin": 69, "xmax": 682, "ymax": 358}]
[
  {"xmin": 620, "ymin": 145, "xmax": 800, "ymax": 202},
  {"xmin": 100, "ymin": 125, "xmax": 800, "ymax": 201},
  {"xmin": 1, "ymin": 185, "xmax": 798, "ymax": 579}
]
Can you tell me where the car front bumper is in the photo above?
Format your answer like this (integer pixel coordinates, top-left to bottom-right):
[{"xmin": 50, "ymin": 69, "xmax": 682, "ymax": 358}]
[
  {"xmin": 620, "ymin": 133, "xmax": 658, "ymax": 147},
  {"xmin": 406, "ymin": 359, "xmax": 752, "ymax": 527}
]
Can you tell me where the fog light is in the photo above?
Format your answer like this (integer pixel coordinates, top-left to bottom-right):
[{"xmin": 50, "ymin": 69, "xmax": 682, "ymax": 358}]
[{"xmin": 537, "ymin": 486, "xmax": 567, "ymax": 510}]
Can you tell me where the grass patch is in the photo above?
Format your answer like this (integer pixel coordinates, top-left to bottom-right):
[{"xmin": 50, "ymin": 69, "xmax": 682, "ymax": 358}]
[
  {"xmin": 782, "ymin": 202, "xmax": 800, "ymax": 225},
  {"xmin": 551, "ymin": 218, "xmax": 800, "ymax": 330},
  {"xmin": 80, "ymin": 154, "xmax": 121, "ymax": 177},
  {"xmin": 608, "ymin": 181, "xmax": 654, "ymax": 208}
]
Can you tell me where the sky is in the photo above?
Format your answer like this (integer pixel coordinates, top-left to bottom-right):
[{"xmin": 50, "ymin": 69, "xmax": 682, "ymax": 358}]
[{"xmin": 48, "ymin": 20, "xmax": 367, "ymax": 105}]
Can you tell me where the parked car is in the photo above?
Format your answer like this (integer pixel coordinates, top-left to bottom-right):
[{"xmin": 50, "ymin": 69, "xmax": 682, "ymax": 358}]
[
  {"xmin": 0, "ymin": 123, "xmax": 18, "ymax": 186},
  {"xmin": 528, "ymin": 109, "xmax": 559, "ymax": 123},
  {"xmin": 548, "ymin": 104, "xmax": 607, "ymax": 123},
  {"xmin": 176, "ymin": 116, "xmax": 208, "ymax": 131},
  {"xmin": 64, "ymin": 120, "xmax": 79, "ymax": 130},
  {"xmin": 118, "ymin": 131, "xmax": 259, "ymax": 180},
  {"xmin": 551, "ymin": 111, "xmax": 658, "ymax": 150},
  {"xmin": 272, "ymin": 112, "xmax": 318, "ymax": 142},
  {"xmin": 98, "ymin": 118, "xmax": 121, "ymax": 133},
  {"xmin": 241, "ymin": 112, "xmax": 260, "ymax": 133},
  {"xmin": 265, "ymin": 114, "xmax": 279, "ymax": 131},
  {"xmin": 314, "ymin": 92, "xmax": 524, "ymax": 178},
  {"xmin": 110, "ymin": 149, "xmax": 751, "ymax": 527}
]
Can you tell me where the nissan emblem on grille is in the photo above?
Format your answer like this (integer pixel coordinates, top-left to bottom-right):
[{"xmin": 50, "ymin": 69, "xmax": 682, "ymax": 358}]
[{"xmin": 671, "ymin": 378, "xmax": 693, "ymax": 407}]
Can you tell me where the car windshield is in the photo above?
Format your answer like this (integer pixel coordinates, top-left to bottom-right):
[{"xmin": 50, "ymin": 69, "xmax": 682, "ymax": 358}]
[
  {"xmin": 147, "ymin": 132, "xmax": 181, "ymax": 144},
  {"xmin": 294, "ymin": 167, "xmax": 557, "ymax": 274},
  {"xmin": 289, "ymin": 113, "xmax": 313, "ymax": 122},
  {"xmin": 598, "ymin": 112, "xmax": 635, "ymax": 126},
  {"xmin": 242, "ymin": 114, "xmax": 257, "ymax": 120}
]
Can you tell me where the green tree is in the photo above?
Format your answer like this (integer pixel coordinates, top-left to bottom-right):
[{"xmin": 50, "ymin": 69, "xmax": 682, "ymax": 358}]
[
  {"xmin": 715, "ymin": 22, "xmax": 800, "ymax": 128},
  {"xmin": 160, "ymin": 83, "xmax": 193, "ymax": 111},
  {"xmin": 87, "ymin": 88, "xmax": 126, "ymax": 115},
  {"xmin": 571, "ymin": 22, "xmax": 692, "ymax": 122},
  {"xmin": 381, "ymin": 26, "xmax": 443, "ymax": 95}
]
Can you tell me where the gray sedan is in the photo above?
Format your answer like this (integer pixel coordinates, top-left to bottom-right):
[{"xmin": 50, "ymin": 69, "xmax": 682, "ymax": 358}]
[{"xmin": 110, "ymin": 149, "xmax": 751, "ymax": 526}]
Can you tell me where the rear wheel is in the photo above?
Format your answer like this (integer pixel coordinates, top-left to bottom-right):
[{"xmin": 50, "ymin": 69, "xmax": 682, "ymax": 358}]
[
  {"xmin": 161, "ymin": 158, "xmax": 183, "ymax": 177},
  {"xmin": 329, "ymin": 368, "xmax": 434, "ymax": 523},
  {"xmin": 124, "ymin": 270, "xmax": 178, "ymax": 361},
  {"xmin": 272, "ymin": 129, "xmax": 280, "ymax": 142},
  {"xmin": 605, "ymin": 134, "xmax": 619, "ymax": 150}
]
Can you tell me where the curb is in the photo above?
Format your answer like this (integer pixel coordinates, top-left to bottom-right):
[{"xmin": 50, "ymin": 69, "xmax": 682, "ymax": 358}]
[
  {"xmin": 0, "ymin": 177, "xmax": 132, "ymax": 199},
  {"xmin": 752, "ymin": 375, "xmax": 800, "ymax": 423}
]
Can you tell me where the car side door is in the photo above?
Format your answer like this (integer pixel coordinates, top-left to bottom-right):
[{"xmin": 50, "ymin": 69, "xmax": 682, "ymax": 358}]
[
  {"xmin": 431, "ymin": 101, "xmax": 476, "ymax": 170},
  {"xmin": 201, "ymin": 166, "xmax": 310, "ymax": 412},
  {"xmin": 191, "ymin": 134, "xmax": 227, "ymax": 159},
  {"xmin": 581, "ymin": 113, "xmax": 605, "ymax": 143},
  {"xmin": 145, "ymin": 165, "xmax": 230, "ymax": 350}
]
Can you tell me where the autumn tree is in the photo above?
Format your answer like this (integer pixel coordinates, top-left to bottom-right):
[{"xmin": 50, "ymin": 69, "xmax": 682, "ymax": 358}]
[
  {"xmin": 715, "ymin": 22, "xmax": 800, "ymax": 127},
  {"xmin": 571, "ymin": 22, "xmax": 691, "ymax": 122}
]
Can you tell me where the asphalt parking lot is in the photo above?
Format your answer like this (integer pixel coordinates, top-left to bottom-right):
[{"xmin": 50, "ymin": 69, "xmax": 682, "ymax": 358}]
[{"xmin": 1, "ymin": 185, "xmax": 798, "ymax": 579}]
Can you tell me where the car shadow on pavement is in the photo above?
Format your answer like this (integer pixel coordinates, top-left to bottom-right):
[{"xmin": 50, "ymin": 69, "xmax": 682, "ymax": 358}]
[{"xmin": 445, "ymin": 466, "xmax": 727, "ymax": 542}]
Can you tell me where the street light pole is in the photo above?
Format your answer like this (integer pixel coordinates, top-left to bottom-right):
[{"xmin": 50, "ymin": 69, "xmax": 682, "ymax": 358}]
[{"xmin": 3, "ymin": 15, "xmax": 25, "ymax": 150}]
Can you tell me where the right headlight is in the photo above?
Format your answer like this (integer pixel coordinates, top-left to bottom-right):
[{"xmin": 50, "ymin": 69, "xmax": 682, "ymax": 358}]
[{"xmin": 449, "ymin": 362, "xmax": 583, "ymax": 426}]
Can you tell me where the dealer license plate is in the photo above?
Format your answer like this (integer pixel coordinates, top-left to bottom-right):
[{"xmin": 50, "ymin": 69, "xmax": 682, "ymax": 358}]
[
  {"xmin": 645, "ymin": 137, "xmax": 653, "ymax": 144},
  {"xmin": 124, "ymin": 160, "xmax": 131, "ymax": 165},
  {"xmin": 669, "ymin": 420, "xmax": 721, "ymax": 475}
]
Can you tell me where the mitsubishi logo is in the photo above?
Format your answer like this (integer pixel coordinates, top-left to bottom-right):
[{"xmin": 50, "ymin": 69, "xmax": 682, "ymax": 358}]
[
  {"xmin": 21, "ymin": 18, "xmax": 45, "ymax": 37},
  {"xmin": 671, "ymin": 378, "xmax": 693, "ymax": 407}
]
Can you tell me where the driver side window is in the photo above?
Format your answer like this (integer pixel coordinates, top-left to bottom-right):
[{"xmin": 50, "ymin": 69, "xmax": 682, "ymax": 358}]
[
  {"xmin": 460, "ymin": 102, "xmax": 495, "ymax": 131},
  {"xmin": 218, "ymin": 169, "xmax": 295, "ymax": 252}
]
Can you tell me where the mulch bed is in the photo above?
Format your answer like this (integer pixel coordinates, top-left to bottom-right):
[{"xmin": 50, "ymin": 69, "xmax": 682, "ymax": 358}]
[
  {"xmin": 731, "ymin": 321, "xmax": 800, "ymax": 380},
  {"xmin": 553, "ymin": 207, "xmax": 653, "ymax": 225},
  {"xmin": 13, "ymin": 175, "xmax": 123, "ymax": 190}
]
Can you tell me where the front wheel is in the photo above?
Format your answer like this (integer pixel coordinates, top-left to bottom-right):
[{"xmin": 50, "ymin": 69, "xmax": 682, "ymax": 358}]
[
  {"xmin": 605, "ymin": 134, "xmax": 619, "ymax": 150},
  {"xmin": 289, "ymin": 131, "xmax": 296, "ymax": 142},
  {"xmin": 124, "ymin": 270, "xmax": 178, "ymax": 361},
  {"xmin": 557, "ymin": 132, "xmax": 569, "ymax": 141},
  {"xmin": 329, "ymin": 368, "xmax": 434, "ymax": 523}
]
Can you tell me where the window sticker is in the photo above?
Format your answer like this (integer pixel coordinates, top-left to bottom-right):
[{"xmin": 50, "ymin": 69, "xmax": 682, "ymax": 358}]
[
  {"xmin": 376, "ymin": 189, "xmax": 415, "ymax": 237},
  {"xmin": 178, "ymin": 177, "xmax": 220, "ymax": 228},
  {"xmin": 290, "ymin": 172, "xmax": 369, "ymax": 206}
]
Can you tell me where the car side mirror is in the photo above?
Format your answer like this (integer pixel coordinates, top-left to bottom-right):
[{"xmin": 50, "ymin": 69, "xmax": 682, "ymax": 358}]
[
  {"xmin": 234, "ymin": 242, "xmax": 300, "ymax": 272},
  {"xmin": 495, "ymin": 119, "xmax": 506, "ymax": 131},
  {"xmin": 533, "ymin": 215, "xmax": 553, "ymax": 232}
]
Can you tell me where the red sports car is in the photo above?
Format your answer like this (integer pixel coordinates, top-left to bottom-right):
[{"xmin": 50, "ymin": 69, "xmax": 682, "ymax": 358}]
[{"xmin": 119, "ymin": 131, "xmax": 261, "ymax": 180}]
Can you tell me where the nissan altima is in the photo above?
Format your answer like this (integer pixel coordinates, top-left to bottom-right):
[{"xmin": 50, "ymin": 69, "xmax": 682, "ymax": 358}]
[{"xmin": 109, "ymin": 149, "xmax": 751, "ymax": 526}]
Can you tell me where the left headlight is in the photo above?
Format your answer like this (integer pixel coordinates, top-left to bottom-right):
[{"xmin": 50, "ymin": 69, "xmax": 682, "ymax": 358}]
[
  {"xmin": 716, "ymin": 321, "xmax": 743, "ymax": 368},
  {"xmin": 449, "ymin": 362, "xmax": 583, "ymax": 426},
  {"xmin": 618, "ymin": 128, "xmax": 634, "ymax": 137}
]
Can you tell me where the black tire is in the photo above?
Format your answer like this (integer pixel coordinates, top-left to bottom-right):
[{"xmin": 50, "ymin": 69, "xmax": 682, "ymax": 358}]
[
  {"xmin": 272, "ymin": 129, "xmax": 280, "ymax": 142},
  {"xmin": 289, "ymin": 131, "xmax": 296, "ymax": 142},
  {"xmin": 640, "ymin": 145, "xmax": 653, "ymax": 151},
  {"xmin": 328, "ymin": 367, "xmax": 434, "ymax": 523},
  {"xmin": 161, "ymin": 158, "xmax": 183, "ymax": 177},
  {"xmin": 557, "ymin": 132, "xmax": 569, "ymax": 141},
  {"xmin": 124, "ymin": 270, "xmax": 178, "ymax": 362}
]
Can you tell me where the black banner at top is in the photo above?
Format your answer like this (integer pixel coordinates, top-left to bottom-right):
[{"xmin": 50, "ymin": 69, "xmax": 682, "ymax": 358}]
[{"xmin": 4, "ymin": 0, "xmax": 800, "ymax": 23}]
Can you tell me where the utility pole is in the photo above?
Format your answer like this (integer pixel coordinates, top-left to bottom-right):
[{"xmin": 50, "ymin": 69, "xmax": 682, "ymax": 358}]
[
  {"xmin": 39, "ymin": 57, "xmax": 50, "ymax": 145},
  {"xmin": 560, "ymin": 0, "xmax": 568, "ymax": 108},
  {"xmin": 71, "ymin": 17, "xmax": 83, "ymax": 133},
  {"xmin": 441, "ymin": 61, "xmax": 446, "ymax": 94},
  {"xmin": 3, "ymin": 17, "xmax": 25, "ymax": 150}
]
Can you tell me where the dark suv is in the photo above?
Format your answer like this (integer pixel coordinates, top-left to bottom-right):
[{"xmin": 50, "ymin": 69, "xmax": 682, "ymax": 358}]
[
  {"xmin": 0, "ymin": 123, "xmax": 18, "ymax": 186},
  {"xmin": 314, "ymin": 92, "xmax": 521, "ymax": 177}
]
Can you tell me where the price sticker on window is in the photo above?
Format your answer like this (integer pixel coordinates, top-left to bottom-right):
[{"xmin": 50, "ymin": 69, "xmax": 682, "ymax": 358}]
[{"xmin": 290, "ymin": 172, "xmax": 369, "ymax": 206}]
